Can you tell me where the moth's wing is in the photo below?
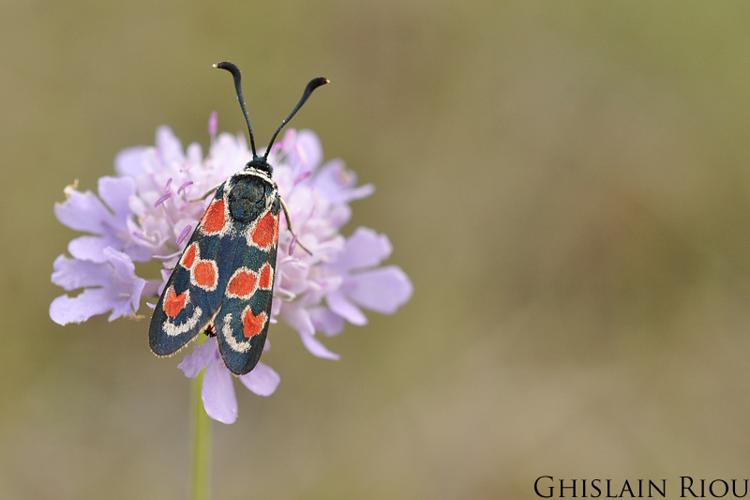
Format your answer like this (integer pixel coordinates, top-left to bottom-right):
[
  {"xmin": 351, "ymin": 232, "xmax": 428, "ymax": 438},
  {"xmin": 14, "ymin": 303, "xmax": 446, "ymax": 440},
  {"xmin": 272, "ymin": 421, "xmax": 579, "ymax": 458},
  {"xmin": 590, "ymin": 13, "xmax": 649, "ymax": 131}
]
[
  {"xmin": 215, "ymin": 195, "xmax": 280, "ymax": 374},
  {"xmin": 149, "ymin": 183, "xmax": 239, "ymax": 356}
]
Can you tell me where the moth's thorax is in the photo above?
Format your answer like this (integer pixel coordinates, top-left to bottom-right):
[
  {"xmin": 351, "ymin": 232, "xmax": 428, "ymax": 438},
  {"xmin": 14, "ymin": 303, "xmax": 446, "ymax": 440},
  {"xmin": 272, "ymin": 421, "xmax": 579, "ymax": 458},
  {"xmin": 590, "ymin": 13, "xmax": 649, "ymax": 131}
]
[{"xmin": 227, "ymin": 174, "xmax": 276, "ymax": 223}]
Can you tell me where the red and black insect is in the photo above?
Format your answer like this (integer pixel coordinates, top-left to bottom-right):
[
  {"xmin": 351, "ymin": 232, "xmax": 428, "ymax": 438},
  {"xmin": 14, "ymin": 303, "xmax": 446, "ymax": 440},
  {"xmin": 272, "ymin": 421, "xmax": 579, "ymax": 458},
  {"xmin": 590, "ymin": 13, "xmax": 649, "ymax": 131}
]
[{"xmin": 149, "ymin": 61, "xmax": 328, "ymax": 374}]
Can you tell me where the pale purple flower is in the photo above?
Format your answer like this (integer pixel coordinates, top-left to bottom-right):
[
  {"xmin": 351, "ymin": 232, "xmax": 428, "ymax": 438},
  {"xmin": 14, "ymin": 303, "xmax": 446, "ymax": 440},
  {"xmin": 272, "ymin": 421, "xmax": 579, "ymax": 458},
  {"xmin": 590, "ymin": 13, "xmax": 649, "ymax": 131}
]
[{"xmin": 50, "ymin": 115, "xmax": 413, "ymax": 423}]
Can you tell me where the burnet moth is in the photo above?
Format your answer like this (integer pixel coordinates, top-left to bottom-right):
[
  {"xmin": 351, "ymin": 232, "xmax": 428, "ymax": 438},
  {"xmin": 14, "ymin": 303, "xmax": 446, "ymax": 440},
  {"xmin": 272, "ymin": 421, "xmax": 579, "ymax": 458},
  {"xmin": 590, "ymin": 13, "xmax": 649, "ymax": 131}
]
[{"xmin": 149, "ymin": 61, "xmax": 329, "ymax": 374}]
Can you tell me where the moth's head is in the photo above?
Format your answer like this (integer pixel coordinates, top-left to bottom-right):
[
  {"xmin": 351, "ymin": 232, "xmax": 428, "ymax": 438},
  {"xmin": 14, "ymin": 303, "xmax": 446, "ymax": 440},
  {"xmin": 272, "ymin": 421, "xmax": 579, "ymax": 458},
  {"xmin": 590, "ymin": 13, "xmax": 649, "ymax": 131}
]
[{"xmin": 245, "ymin": 157, "xmax": 273, "ymax": 176}]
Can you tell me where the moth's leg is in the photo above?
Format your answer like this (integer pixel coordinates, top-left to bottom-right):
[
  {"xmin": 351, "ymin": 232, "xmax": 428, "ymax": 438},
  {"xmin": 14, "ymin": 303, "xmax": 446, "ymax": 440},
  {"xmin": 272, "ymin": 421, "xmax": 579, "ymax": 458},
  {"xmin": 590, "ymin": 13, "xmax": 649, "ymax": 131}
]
[
  {"xmin": 190, "ymin": 185, "xmax": 220, "ymax": 203},
  {"xmin": 279, "ymin": 196, "xmax": 313, "ymax": 256}
]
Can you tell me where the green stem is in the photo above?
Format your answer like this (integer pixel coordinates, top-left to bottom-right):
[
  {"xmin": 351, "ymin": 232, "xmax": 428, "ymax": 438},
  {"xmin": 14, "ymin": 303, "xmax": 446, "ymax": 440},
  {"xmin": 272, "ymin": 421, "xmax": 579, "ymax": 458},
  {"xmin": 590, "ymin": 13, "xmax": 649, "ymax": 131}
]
[{"xmin": 191, "ymin": 338, "xmax": 211, "ymax": 500}]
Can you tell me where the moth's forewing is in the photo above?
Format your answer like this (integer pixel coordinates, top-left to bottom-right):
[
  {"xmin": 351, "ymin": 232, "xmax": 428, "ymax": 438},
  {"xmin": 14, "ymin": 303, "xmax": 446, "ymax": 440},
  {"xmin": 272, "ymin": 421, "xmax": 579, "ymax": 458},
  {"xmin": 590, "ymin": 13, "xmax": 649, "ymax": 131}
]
[
  {"xmin": 215, "ymin": 195, "xmax": 280, "ymax": 375},
  {"xmin": 149, "ymin": 183, "xmax": 234, "ymax": 356}
]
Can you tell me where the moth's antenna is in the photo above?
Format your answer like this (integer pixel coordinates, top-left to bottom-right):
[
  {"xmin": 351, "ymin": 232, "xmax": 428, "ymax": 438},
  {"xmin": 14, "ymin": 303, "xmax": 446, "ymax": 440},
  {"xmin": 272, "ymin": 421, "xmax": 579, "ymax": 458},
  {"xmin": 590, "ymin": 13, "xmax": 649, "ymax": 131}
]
[
  {"xmin": 264, "ymin": 77, "xmax": 329, "ymax": 160},
  {"xmin": 213, "ymin": 61, "xmax": 258, "ymax": 158}
]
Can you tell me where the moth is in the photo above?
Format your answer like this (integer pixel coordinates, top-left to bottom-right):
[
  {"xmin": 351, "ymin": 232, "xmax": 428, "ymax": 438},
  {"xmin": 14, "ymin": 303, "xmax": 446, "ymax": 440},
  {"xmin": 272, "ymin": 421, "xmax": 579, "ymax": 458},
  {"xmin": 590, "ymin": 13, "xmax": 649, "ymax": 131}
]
[{"xmin": 149, "ymin": 61, "xmax": 328, "ymax": 374}]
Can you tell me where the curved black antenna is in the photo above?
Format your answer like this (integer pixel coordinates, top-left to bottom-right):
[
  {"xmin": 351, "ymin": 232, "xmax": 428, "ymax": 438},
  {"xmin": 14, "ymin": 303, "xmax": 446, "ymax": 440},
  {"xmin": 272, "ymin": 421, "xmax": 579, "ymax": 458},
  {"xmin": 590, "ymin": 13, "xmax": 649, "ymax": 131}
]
[
  {"xmin": 213, "ymin": 61, "xmax": 258, "ymax": 158},
  {"xmin": 263, "ymin": 77, "xmax": 329, "ymax": 160}
]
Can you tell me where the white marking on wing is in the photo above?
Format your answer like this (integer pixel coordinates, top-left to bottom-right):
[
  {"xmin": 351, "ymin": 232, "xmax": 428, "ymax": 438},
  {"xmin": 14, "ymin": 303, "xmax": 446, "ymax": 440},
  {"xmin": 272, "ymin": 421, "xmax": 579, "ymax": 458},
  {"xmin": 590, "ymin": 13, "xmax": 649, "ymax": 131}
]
[
  {"xmin": 162, "ymin": 306, "xmax": 203, "ymax": 337},
  {"xmin": 221, "ymin": 313, "xmax": 253, "ymax": 353}
]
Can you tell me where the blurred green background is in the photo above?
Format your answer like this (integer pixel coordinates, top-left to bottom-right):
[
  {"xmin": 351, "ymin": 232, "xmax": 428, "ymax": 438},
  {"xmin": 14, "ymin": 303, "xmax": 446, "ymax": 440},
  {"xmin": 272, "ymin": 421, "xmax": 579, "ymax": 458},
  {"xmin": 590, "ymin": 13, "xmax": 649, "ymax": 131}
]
[{"xmin": 4, "ymin": 1, "xmax": 750, "ymax": 499}]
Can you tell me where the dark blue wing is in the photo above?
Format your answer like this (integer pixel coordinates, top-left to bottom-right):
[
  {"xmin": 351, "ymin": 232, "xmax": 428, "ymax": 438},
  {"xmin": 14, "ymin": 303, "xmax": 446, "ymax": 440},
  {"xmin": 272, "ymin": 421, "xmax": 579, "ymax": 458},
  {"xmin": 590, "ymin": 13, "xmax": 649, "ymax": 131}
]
[
  {"xmin": 149, "ymin": 183, "xmax": 239, "ymax": 356},
  {"xmin": 215, "ymin": 196, "xmax": 280, "ymax": 374}
]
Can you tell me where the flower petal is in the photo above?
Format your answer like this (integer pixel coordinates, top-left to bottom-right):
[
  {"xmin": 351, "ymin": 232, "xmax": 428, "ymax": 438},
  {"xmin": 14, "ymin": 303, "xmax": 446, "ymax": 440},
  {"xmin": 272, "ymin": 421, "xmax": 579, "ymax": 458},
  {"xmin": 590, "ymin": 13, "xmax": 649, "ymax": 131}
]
[
  {"xmin": 178, "ymin": 340, "xmax": 218, "ymax": 378},
  {"xmin": 51, "ymin": 255, "xmax": 109, "ymax": 290},
  {"xmin": 54, "ymin": 187, "xmax": 112, "ymax": 234},
  {"xmin": 282, "ymin": 303, "xmax": 315, "ymax": 337},
  {"xmin": 68, "ymin": 235, "xmax": 115, "ymax": 263},
  {"xmin": 288, "ymin": 129, "xmax": 322, "ymax": 173},
  {"xmin": 346, "ymin": 266, "xmax": 413, "ymax": 314},
  {"xmin": 115, "ymin": 147, "xmax": 150, "ymax": 178},
  {"xmin": 50, "ymin": 251, "xmax": 146, "ymax": 324},
  {"xmin": 98, "ymin": 176, "xmax": 136, "ymax": 221},
  {"xmin": 187, "ymin": 143, "xmax": 202, "ymax": 165},
  {"xmin": 208, "ymin": 111, "xmax": 218, "ymax": 137},
  {"xmin": 309, "ymin": 306, "xmax": 345, "ymax": 336},
  {"xmin": 142, "ymin": 279, "xmax": 163, "ymax": 298},
  {"xmin": 239, "ymin": 362, "xmax": 280, "ymax": 396},
  {"xmin": 283, "ymin": 304, "xmax": 340, "ymax": 360},
  {"xmin": 328, "ymin": 204, "xmax": 352, "ymax": 229},
  {"xmin": 326, "ymin": 290, "xmax": 367, "ymax": 325},
  {"xmin": 335, "ymin": 227, "xmax": 392, "ymax": 272},
  {"xmin": 202, "ymin": 361, "xmax": 237, "ymax": 424},
  {"xmin": 313, "ymin": 160, "xmax": 374, "ymax": 203},
  {"xmin": 50, "ymin": 288, "xmax": 115, "ymax": 325},
  {"xmin": 298, "ymin": 330, "xmax": 340, "ymax": 360},
  {"xmin": 108, "ymin": 277, "xmax": 145, "ymax": 321},
  {"xmin": 342, "ymin": 184, "xmax": 375, "ymax": 202},
  {"xmin": 156, "ymin": 126, "xmax": 185, "ymax": 165},
  {"xmin": 102, "ymin": 247, "xmax": 143, "ymax": 295}
]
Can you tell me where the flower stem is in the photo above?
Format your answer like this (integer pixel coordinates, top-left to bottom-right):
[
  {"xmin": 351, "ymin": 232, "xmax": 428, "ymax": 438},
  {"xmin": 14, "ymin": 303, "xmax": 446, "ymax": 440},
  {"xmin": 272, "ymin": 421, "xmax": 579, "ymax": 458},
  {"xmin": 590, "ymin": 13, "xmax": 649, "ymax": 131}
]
[{"xmin": 191, "ymin": 338, "xmax": 211, "ymax": 500}]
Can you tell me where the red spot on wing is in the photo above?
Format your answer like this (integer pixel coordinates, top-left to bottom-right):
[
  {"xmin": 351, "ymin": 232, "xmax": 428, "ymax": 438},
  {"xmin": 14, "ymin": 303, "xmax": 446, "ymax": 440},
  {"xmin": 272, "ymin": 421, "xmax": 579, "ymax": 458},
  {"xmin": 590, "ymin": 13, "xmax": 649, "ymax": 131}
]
[
  {"xmin": 193, "ymin": 260, "xmax": 218, "ymax": 290},
  {"xmin": 163, "ymin": 287, "xmax": 188, "ymax": 318},
  {"xmin": 258, "ymin": 262, "xmax": 273, "ymax": 290},
  {"xmin": 242, "ymin": 307, "xmax": 267, "ymax": 338},
  {"xmin": 227, "ymin": 269, "xmax": 258, "ymax": 298},
  {"xmin": 180, "ymin": 242, "xmax": 198, "ymax": 269},
  {"xmin": 201, "ymin": 199, "xmax": 226, "ymax": 234},
  {"xmin": 251, "ymin": 210, "xmax": 278, "ymax": 249}
]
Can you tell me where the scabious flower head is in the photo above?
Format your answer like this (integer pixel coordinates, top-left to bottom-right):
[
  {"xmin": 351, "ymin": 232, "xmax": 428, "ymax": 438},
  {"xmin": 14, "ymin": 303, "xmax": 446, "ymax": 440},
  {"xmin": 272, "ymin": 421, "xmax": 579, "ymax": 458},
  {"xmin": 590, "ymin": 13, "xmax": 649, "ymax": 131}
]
[{"xmin": 51, "ymin": 114, "xmax": 413, "ymax": 424}]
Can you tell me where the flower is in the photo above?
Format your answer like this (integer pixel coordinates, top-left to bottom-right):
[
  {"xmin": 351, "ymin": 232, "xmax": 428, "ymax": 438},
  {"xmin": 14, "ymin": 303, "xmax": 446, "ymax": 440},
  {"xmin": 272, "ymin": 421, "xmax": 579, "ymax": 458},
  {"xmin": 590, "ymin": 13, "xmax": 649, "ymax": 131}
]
[{"xmin": 50, "ymin": 115, "xmax": 413, "ymax": 423}]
